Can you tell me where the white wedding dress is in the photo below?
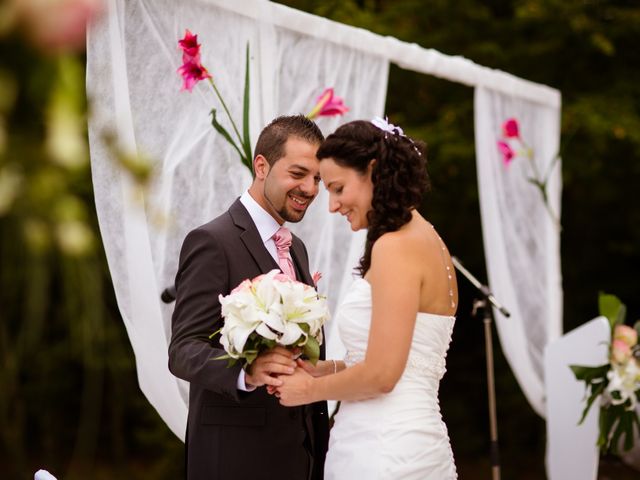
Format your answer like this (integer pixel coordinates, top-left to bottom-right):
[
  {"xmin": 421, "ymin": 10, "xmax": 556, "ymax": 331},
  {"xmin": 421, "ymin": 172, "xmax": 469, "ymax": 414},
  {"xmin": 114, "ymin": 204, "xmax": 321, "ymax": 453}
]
[{"xmin": 324, "ymin": 278, "xmax": 457, "ymax": 479}]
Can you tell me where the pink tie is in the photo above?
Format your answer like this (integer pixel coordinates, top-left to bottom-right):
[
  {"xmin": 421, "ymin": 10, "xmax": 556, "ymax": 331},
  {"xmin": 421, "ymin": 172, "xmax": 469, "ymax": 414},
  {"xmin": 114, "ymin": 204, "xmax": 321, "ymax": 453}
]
[{"xmin": 273, "ymin": 226, "xmax": 296, "ymax": 280}]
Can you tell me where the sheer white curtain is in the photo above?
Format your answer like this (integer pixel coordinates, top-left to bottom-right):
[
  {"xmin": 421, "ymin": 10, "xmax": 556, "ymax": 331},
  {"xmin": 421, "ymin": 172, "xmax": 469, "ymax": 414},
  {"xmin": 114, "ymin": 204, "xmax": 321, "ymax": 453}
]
[
  {"xmin": 474, "ymin": 87, "xmax": 563, "ymax": 416},
  {"xmin": 87, "ymin": 0, "xmax": 387, "ymax": 440}
]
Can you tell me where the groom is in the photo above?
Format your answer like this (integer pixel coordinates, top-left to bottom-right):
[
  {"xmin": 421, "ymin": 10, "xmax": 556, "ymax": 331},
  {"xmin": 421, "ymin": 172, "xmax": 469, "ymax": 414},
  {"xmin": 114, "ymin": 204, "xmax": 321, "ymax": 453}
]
[{"xmin": 169, "ymin": 115, "xmax": 329, "ymax": 480}]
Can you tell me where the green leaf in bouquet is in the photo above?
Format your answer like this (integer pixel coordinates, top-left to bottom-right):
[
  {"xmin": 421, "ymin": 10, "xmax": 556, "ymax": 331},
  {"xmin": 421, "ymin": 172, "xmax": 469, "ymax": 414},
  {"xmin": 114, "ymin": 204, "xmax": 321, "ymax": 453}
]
[
  {"xmin": 608, "ymin": 405, "xmax": 632, "ymax": 454},
  {"xmin": 622, "ymin": 410, "xmax": 636, "ymax": 451},
  {"xmin": 570, "ymin": 364, "xmax": 609, "ymax": 382},
  {"xmin": 209, "ymin": 327, "xmax": 222, "ymax": 340},
  {"xmin": 244, "ymin": 349, "xmax": 259, "ymax": 365},
  {"xmin": 578, "ymin": 380, "xmax": 607, "ymax": 424},
  {"xmin": 598, "ymin": 292, "xmax": 626, "ymax": 329},
  {"xmin": 598, "ymin": 406, "xmax": 614, "ymax": 450},
  {"xmin": 299, "ymin": 323, "xmax": 310, "ymax": 334},
  {"xmin": 262, "ymin": 338, "xmax": 277, "ymax": 350},
  {"xmin": 210, "ymin": 108, "xmax": 245, "ymax": 161},
  {"xmin": 213, "ymin": 353, "xmax": 231, "ymax": 361},
  {"xmin": 303, "ymin": 336, "xmax": 320, "ymax": 366},
  {"xmin": 227, "ymin": 357, "xmax": 239, "ymax": 368}
]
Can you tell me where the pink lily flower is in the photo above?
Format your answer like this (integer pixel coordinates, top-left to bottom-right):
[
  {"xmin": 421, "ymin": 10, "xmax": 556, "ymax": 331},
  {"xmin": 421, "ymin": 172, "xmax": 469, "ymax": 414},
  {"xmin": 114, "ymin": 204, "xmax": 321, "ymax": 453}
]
[
  {"xmin": 177, "ymin": 58, "xmax": 212, "ymax": 92},
  {"xmin": 306, "ymin": 88, "xmax": 349, "ymax": 119},
  {"xmin": 312, "ymin": 271, "xmax": 322, "ymax": 288},
  {"xmin": 502, "ymin": 118, "xmax": 520, "ymax": 138},
  {"xmin": 178, "ymin": 29, "xmax": 201, "ymax": 59},
  {"xmin": 497, "ymin": 140, "xmax": 515, "ymax": 165}
]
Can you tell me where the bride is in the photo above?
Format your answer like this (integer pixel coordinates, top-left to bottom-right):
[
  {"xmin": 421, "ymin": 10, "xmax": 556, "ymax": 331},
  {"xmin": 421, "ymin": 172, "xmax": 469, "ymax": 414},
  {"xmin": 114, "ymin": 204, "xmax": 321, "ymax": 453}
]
[{"xmin": 273, "ymin": 118, "xmax": 458, "ymax": 479}]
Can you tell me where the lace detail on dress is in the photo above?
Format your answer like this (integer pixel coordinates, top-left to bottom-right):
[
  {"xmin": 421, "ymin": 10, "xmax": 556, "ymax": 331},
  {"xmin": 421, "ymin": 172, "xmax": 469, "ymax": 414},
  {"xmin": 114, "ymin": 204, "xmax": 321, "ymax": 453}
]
[{"xmin": 344, "ymin": 350, "xmax": 449, "ymax": 379}]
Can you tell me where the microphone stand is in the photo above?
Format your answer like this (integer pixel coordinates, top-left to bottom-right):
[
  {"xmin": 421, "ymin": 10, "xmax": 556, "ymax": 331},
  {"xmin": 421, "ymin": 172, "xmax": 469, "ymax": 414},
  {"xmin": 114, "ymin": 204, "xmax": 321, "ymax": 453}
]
[{"xmin": 452, "ymin": 256, "xmax": 510, "ymax": 480}]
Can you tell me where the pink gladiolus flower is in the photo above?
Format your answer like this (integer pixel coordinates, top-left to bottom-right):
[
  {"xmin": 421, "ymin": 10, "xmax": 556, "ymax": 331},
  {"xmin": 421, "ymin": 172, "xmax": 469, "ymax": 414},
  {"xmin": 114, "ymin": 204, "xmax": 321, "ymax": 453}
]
[
  {"xmin": 497, "ymin": 140, "xmax": 515, "ymax": 165},
  {"xmin": 178, "ymin": 29, "xmax": 201, "ymax": 59},
  {"xmin": 306, "ymin": 88, "xmax": 349, "ymax": 120},
  {"xmin": 502, "ymin": 118, "xmax": 520, "ymax": 138},
  {"xmin": 312, "ymin": 271, "xmax": 322, "ymax": 287},
  {"xmin": 611, "ymin": 339, "xmax": 632, "ymax": 364},
  {"xmin": 177, "ymin": 58, "xmax": 212, "ymax": 92},
  {"xmin": 614, "ymin": 324, "xmax": 638, "ymax": 348}
]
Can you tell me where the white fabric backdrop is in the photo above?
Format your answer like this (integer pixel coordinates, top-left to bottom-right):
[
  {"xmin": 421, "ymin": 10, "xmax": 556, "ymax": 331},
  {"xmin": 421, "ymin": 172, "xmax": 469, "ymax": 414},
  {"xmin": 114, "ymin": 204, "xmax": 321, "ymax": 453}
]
[
  {"xmin": 475, "ymin": 86, "xmax": 563, "ymax": 416},
  {"xmin": 87, "ymin": 0, "xmax": 387, "ymax": 439}
]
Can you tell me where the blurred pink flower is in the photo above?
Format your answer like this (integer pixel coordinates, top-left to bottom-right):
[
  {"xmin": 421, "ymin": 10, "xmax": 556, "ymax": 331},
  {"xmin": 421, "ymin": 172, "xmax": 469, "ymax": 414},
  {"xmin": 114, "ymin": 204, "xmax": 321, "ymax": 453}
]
[
  {"xmin": 614, "ymin": 324, "xmax": 638, "ymax": 348},
  {"xmin": 306, "ymin": 88, "xmax": 349, "ymax": 120},
  {"xmin": 611, "ymin": 339, "xmax": 632, "ymax": 364},
  {"xmin": 17, "ymin": 0, "xmax": 104, "ymax": 52},
  {"xmin": 312, "ymin": 271, "xmax": 322, "ymax": 288},
  {"xmin": 497, "ymin": 140, "xmax": 515, "ymax": 165},
  {"xmin": 502, "ymin": 118, "xmax": 520, "ymax": 138},
  {"xmin": 178, "ymin": 29, "xmax": 200, "ymax": 59},
  {"xmin": 177, "ymin": 57, "xmax": 212, "ymax": 92}
]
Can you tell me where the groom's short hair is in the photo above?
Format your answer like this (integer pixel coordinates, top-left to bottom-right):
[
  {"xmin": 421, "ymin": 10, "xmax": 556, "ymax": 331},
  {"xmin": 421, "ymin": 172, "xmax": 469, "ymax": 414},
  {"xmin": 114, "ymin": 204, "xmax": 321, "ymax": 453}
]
[{"xmin": 254, "ymin": 115, "xmax": 324, "ymax": 166}]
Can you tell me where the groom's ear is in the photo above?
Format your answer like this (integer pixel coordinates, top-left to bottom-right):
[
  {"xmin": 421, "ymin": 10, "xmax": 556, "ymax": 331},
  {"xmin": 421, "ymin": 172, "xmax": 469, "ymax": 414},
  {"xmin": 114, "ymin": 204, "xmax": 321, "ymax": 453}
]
[{"xmin": 253, "ymin": 154, "xmax": 270, "ymax": 180}]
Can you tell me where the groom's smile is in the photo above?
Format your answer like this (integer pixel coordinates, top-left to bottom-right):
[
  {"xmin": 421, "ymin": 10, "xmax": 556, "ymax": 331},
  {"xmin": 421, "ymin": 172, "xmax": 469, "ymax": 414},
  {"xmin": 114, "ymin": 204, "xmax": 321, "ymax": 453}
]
[
  {"xmin": 288, "ymin": 191, "xmax": 312, "ymax": 211},
  {"xmin": 259, "ymin": 137, "xmax": 321, "ymax": 224}
]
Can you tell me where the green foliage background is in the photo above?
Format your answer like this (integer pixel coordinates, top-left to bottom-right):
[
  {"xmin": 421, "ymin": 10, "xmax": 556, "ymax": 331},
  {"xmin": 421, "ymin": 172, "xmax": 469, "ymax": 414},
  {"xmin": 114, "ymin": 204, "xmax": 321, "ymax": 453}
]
[{"xmin": 1, "ymin": 0, "xmax": 639, "ymax": 478}]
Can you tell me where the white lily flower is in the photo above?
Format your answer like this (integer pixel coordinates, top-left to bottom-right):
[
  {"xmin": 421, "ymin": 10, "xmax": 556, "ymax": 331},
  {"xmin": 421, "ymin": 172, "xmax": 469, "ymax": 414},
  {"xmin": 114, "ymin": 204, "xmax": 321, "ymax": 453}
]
[
  {"xmin": 278, "ymin": 322, "xmax": 305, "ymax": 346},
  {"xmin": 606, "ymin": 359, "xmax": 640, "ymax": 408}
]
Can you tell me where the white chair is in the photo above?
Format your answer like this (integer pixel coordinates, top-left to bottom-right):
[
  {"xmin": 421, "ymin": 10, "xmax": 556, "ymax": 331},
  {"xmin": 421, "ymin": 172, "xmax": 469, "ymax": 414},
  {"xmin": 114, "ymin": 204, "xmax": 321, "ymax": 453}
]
[{"xmin": 544, "ymin": 316, "xmax": 610, "ymax": 480}]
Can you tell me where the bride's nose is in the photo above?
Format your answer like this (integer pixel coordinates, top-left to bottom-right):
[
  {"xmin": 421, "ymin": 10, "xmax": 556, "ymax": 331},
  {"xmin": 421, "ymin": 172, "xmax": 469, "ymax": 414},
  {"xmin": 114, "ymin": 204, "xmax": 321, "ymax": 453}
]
[{"xmin": 329, "ymin": 196, "xmax": 340, "ymax": 213}]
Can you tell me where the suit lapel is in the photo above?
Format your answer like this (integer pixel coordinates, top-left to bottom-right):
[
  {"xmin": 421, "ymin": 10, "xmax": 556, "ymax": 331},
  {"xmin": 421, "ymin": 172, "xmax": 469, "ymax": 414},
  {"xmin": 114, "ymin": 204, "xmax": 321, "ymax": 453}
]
[
  {"xmin": 290, "ymin": 239, "xmax": 313, "ymax": 286},
  {"xmin": 229, "ymin": 199, "xmax": 280, "ymax": 274}
]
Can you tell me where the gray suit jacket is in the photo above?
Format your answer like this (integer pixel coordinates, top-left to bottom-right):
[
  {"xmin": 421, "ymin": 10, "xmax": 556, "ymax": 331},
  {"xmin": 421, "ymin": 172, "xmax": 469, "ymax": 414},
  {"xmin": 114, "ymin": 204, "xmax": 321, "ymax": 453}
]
[{"xmin": 169, "ymin": 198, "xmax": 329, "ymax": 480}]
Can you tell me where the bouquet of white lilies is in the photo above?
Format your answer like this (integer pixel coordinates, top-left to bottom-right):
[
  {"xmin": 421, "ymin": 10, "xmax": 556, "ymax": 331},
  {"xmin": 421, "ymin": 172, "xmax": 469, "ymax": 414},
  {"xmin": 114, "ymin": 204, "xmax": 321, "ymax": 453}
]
[{"xmin": 214, "ymin": 269, "xmax": 329, "ymax": 367}]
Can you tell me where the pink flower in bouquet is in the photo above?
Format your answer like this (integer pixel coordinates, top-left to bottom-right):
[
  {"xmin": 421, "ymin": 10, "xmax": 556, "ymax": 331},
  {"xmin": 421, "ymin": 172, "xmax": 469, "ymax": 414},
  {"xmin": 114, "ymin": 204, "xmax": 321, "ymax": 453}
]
[
  {"xmin": 614, "ymin": 324, "xmax": 638, "ymax": 348},
  {"xmin": 497, "ymin": 140, "xmax": 515, "ymax": 165},
  {"xmin": 177, "ymin": 57, "xmax": 212, "ymax": 92},
  {"xmin": 178, "ymin": 29, "xmax": 201, "ymax": 59},
  {"xmin": 231, "ymin": 278, "xmax": 252, "ymax": 294},
  {"xmin": 306, "ymin": 88, "xmax": 349, "ymax": 120},
  {"xmin": 312, "ymin": 271, "xmax": 322, "ymax": 287},
  {"xmin": 611, "ymin": 339, "xmax": 633, "ymax": 364},
  {"xmin": 502, "ymin": 118, "xmax": 520, "ymax": 138}
]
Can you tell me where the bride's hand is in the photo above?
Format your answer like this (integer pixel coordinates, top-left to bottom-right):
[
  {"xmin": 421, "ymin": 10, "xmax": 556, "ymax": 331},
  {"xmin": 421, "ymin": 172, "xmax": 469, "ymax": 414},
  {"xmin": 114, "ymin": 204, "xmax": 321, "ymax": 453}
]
[
  {"xmin": 275, "ymin": 367, "xmax": 315, "ymax": 407},
  {"xmin": 266, "ymin": 359, "xmax": 333, "ymax": 395},
  {"xmin": 296, "ymin": 358, "xmax": 332, "ymax": 377}
]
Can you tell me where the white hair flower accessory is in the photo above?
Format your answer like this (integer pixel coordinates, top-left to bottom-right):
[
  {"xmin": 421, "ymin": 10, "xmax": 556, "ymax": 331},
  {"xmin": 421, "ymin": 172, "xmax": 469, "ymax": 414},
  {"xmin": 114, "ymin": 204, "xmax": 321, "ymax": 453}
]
[
  {"xmin": 371, "ymin": 116, "xmax": 404, "ymax": 136},
  {"xmin": 371, "ymin": 116, "xmax": 422, "ymax": 156}
]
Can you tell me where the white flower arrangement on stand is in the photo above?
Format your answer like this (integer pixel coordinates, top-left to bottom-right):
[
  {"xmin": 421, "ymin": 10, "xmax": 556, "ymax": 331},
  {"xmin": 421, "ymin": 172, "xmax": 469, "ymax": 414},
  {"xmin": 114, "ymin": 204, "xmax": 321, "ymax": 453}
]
[{"xmin": 571, "ymin": 293, "xmax": 640, "ymax": 453}]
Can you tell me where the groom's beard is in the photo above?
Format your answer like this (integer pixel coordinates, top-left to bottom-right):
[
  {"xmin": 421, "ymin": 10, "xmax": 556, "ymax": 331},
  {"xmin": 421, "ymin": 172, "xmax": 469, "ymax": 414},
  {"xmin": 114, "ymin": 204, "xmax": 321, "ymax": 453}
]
[{"xmin": 265, "ymin": 187, "xmax": 314, "ymax": 223}]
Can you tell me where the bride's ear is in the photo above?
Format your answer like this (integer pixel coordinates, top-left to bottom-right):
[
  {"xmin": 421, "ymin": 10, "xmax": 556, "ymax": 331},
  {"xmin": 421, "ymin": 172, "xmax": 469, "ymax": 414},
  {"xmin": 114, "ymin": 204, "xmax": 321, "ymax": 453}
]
[{"xmin": 368, "ymin": 158, "xmax": 376, "ymax": 171}]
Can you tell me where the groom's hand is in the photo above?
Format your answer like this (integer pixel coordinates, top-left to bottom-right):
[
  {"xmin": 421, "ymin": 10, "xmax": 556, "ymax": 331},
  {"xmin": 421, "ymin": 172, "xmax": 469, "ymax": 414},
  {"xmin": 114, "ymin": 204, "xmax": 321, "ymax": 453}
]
[{"xmin": 244, "ymin": 346, "xmax": 297, "ymax": 388}]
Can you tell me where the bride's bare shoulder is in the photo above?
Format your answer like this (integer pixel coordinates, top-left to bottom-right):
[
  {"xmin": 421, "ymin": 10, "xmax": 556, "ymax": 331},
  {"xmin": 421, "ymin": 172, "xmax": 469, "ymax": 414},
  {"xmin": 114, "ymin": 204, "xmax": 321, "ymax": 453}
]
[{"xmin": 371, "ymin": 225, "xmax": 425, "ymax": 265}]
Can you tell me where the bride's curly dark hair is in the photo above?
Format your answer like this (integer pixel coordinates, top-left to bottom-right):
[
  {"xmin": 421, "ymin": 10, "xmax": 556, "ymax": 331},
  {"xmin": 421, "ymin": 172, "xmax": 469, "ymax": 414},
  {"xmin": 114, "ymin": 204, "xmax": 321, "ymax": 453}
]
[{"xmin": 316, "ymin": 120, "xmax": 430, "ymax": 275}]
